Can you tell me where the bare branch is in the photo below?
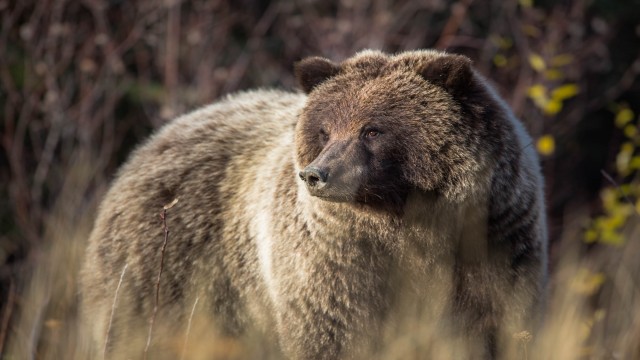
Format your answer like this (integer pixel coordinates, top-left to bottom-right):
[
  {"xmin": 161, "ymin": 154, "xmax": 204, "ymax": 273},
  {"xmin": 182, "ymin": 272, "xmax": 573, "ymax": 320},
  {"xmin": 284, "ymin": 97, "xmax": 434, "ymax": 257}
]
[
  {"xmin": 0, "ymin": 278, "xmax": 16, "ymax": 356},
  {"xmin": 103, "ymin": 263, "xmax": 128, "ymax": 359},
  {"xmin": 144, "ymin": 199, "xmax": 176, "ymax": 359}
]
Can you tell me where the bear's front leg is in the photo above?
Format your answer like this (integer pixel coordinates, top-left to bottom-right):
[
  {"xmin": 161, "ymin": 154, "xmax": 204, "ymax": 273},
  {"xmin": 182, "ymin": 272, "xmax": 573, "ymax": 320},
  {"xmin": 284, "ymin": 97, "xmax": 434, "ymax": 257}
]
[{"xmin": 273, "ymin": 240, "xmax": 391, "ymax": 360}]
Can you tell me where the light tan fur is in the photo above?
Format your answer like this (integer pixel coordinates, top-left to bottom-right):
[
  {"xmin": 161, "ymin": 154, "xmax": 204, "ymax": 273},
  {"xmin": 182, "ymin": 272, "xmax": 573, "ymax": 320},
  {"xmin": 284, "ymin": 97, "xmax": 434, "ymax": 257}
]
[{"xmin": 81, "ymin": 50, "xmax": 547, "ymax": 359}]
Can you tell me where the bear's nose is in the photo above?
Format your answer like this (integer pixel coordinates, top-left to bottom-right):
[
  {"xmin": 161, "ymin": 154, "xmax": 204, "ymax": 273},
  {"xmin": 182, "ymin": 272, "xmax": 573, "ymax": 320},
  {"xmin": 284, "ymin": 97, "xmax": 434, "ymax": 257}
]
[{"xmin": 299, "ymin": 167, "xmax": 328, "ymax": 188}]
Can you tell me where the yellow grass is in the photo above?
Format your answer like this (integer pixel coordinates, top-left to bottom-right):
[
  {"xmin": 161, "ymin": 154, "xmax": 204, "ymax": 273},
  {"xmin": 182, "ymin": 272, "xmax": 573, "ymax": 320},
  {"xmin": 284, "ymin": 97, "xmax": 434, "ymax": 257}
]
[{"xmin": 5, "ymin": 163, "xmax": 640, "ymax": 359}]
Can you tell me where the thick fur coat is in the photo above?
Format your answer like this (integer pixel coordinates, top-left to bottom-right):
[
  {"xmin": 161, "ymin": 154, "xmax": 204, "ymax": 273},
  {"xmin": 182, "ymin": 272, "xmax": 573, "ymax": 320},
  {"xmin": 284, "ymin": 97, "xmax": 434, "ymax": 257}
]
[{"xmin": 81, "ymin": 50, "xmax": 547, "ymax": 359}]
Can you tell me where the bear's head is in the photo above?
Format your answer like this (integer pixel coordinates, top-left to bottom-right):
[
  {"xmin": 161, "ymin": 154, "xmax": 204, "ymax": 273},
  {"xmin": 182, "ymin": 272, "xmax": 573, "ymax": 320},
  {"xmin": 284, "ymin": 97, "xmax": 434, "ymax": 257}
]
[{"xmin": 294, "ymin": 50, "xmax": 506, "ymax": 210}]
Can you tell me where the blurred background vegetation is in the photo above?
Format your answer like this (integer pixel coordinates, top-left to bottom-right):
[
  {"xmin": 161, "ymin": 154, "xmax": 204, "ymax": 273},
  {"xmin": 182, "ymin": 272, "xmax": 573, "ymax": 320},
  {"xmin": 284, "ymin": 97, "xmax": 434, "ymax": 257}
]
[{"xmin": 1, "ymin": 0, "xmax": 640, "ymax": 358}]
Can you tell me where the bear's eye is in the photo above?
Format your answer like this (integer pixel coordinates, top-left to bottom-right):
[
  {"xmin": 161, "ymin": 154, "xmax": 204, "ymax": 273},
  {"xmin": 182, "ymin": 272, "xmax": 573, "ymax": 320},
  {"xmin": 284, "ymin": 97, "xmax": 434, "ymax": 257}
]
[
  {"xmin": 319, "ymin": 129, "xmax": 329, "ymax": 143},
  {"xmin": 365, "ymin": 129, "xmax": 380, "ymax": 138}
]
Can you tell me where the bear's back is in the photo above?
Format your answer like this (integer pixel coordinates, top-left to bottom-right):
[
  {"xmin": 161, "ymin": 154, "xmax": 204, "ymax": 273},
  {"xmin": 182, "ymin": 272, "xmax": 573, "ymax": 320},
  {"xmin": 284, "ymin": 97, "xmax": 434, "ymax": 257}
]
[{"xmin": 80, "ymin": 89, "xmax": 305, "ymax": 352}]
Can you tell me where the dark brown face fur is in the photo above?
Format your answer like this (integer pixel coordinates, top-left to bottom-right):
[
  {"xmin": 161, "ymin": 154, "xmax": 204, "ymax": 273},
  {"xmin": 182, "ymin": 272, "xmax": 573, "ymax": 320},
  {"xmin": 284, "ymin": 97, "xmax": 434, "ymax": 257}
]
[{"xmin": 295, "ymin": 50, "xmax": 498, "ymax": 210}]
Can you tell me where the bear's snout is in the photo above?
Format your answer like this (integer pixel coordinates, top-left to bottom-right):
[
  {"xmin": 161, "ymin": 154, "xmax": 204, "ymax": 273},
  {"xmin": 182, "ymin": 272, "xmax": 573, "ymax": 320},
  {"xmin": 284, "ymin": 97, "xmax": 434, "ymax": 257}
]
[
  {"xmin": 299, "ymin": 166, "xmax": 328, "ymax": 190},
  {"xmin": 298, "ymin": 139, "xmax": 365, "ymax": 202}
]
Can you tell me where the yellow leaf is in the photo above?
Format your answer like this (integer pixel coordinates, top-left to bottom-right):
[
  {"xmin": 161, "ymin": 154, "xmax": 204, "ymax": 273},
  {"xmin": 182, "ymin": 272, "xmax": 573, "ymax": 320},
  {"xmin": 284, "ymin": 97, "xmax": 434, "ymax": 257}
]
[
  {"xmin": 630, "ymin": 156, "xmax": 640, "ymax": 170},
  {"xmin": 493, "ymin": 54, "xmax": 508, "ymax": 67},
  {"xmin": 571, "ymin": 269, "xmax": 606, "ymax": 295},
  {"xmin": 498, "ymin": 37, "xmax": 513, "ymax": 50},
  {"xmin": 519, "ymin": 0, "xmax": 533, "ymax": 7},
  {"xmin": 601, "ymin": 187, "xmax": 618, "ymax": 211},
  {"xmin": 621, "ymin": 141, "xmax": 635, "ymax": 154},
  {"xmin": 616, "ymin": 148, "xmax": 632, "ymax": 175},
  {"xmin": 543, "ymin": 99, "xmax": 563, "ymax": 115},
  {"xmin": 528, "ymin": 53, "xmax": 546, "ymax": 72},
  {"xmin": 613, "ymin": 203, "xmax": 634, "ymax": 218},
  {"xmin": 624, "ymin": 124, "xmax": 637, "ymax": 138},
  {"xmin": 527, "ymin": 85, "xmax": 550, "ymax": 110},
  {"xmin": 600, "ymin": 212, "xmax": 628, "ymax": 231},
  {"xmin": 536, "ymin": 135, "xmax": 555, "ymax": 156},
  {"xmin": 615, "ymin": 107, "xmax": 635, "ymax": 128},
  {"xmin": 550, "ymin": 54, "xmax": 574, "ymax": 67},
  {"xmin": 491, "ymin": 36, "xmax": 513, "ymax": 50},
  {"xmin": 544, "ymin": 69, "xmax": 563, "ymax": 81},
  {"xmin": 584, "ymin": 228, "xmax": 598, "ymax": 243},
  {"xmin": 600, "ymin": 229, "xmax": 625, "ymax": 246},
  {"xmin": 527, "ymin": 84, "xmax": 546, "ymax": 99},
  {"xmin": 551, "ymin": 84, "xmax": 579, "ymax": 101},
  {"xmin": 579, "ymin": 309, "xmax": 607, "ymax": 343},
  {"xmin": 522, "ymin": 25, "xmax": 541, "ymax": 38},
  {"xmin": 533, "ymin": 97, "xmax": 549, "ymax": 110},
  {"xmin": 617, "ymin": 143, "xmax": 635, "ymax": 175},
  {"xmin": 594, "ymin": 309, "xmax": 606, "ymax": 321},
  {"xmin": 620, "ymin": 184, "xmax": 632, "ymax": 194}
]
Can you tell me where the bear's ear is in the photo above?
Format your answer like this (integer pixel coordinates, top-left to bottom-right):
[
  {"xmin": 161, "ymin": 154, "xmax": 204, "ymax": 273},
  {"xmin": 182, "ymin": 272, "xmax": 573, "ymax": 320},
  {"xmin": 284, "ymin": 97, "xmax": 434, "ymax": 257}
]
[
  {"xmin": 294, "ymin": 56, "xmax": 341, "ymax": 93},
  {"xmin": 418, "ymin": 54, "xmax": 473, "ymax": 95}
]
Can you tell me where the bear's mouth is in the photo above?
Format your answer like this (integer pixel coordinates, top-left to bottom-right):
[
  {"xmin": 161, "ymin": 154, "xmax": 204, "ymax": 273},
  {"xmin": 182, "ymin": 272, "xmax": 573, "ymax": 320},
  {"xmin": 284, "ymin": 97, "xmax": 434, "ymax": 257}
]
[
  {"xmin": 310, "ymin": 186, "xmax": 409, "ymax": 209},
  {"xmin": 309, "ymin": 192, "xmax": 355, "ymax": 203}
]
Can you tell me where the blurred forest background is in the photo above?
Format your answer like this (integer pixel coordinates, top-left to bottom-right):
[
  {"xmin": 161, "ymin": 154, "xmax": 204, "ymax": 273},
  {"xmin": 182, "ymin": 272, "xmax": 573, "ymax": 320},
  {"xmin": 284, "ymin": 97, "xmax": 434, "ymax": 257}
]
[{"xmin": 1, "ymin": 0, "xmax": 640, "ymax": 358}]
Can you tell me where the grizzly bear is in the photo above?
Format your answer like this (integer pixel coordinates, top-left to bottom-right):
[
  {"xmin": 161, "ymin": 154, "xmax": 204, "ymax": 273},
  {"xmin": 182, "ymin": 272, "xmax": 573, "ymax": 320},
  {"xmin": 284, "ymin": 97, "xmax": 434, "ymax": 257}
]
[{"xmin": 80, "ymin": 49, "xmax": 547, "ymax": 359}]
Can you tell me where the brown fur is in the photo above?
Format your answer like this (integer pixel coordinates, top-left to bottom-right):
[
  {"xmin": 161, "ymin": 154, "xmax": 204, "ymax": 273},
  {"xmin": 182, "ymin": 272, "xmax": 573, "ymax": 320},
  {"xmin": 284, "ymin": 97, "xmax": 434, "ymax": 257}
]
[{"xmin": 81, "ymin": 50, "xmax": 547, "ymax": 359}]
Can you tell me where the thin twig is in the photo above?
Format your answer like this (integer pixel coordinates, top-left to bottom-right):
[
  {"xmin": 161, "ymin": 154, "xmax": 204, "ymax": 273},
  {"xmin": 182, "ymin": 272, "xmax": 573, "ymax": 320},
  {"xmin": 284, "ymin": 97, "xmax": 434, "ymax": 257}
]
[
  {"xmin": 163, "ymin": 0, "xmax": 182, "ymax": 119},
  {"xmin": 103, "ymin": 263, "xmax": 128, "ymax": 359},
  {"xmin": 180, "ymin": 296, "xmax": 200, "ymax": 360},
  {"xmin": 434, "ymin": 0, "xmax": 473, "ymax": 50},
  {"xmin": 143, "ymin": 199, "xmax": 177, "ymax": 359},
  {"xmin": 587, "ymin": 53, "xmax": 640, "ymax": 112},
  {"xmin": 520, "ymin": 141, "xmax": 534, "ymax": 153},
  {"xmin": 600, "ymin": 169, "xmax": 635, "ymax": 207},
  {"xmin": 220, "ymin": 2, "xmax": 279, "ymax": 94},
  {"xmin": 0, "ymin": 278, "xmax": 16, "ymax": 356}
]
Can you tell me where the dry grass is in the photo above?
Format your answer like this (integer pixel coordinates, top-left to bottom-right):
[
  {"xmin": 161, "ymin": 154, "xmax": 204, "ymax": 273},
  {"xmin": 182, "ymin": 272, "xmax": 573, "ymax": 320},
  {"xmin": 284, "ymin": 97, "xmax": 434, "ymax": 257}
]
[
  {"xmin": 3, "ymin": 181, "xmax": 640, "ymax": 359},
  {"xmin": 4, "ymin": 241, "xmax": 640, "ymax": 360}
]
